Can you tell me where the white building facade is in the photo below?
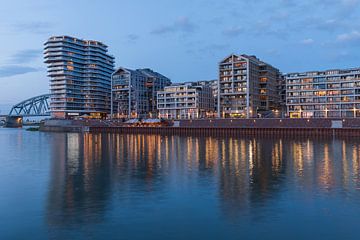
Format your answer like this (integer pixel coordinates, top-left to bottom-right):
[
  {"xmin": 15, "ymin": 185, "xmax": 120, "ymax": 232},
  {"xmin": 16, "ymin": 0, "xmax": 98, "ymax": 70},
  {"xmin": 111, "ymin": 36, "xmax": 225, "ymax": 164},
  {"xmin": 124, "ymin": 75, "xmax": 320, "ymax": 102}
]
[
  {"xmin": 157, "ymin": 82, "xmax": 215, "ymax": 119},
  {"xmin": 286, "ymin": 68, "xmax": 360, "ymax": 118}
]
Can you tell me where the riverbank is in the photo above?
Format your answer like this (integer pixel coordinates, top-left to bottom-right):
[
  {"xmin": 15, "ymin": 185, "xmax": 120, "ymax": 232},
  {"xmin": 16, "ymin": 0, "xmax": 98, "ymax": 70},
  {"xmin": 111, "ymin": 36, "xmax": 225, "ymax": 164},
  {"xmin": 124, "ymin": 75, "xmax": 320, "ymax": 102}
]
[{"xmin": 39, "ymin": 118, "xmax": 360, "ymax": 137}]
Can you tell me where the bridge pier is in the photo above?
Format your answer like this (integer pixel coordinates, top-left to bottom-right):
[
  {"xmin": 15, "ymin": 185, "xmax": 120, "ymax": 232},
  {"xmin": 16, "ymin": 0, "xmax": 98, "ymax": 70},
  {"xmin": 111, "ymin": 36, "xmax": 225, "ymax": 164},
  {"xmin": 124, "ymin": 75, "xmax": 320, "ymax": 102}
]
[{"xmin": 5, "ymin": 116, "xmax": 23, "ymax": 128}]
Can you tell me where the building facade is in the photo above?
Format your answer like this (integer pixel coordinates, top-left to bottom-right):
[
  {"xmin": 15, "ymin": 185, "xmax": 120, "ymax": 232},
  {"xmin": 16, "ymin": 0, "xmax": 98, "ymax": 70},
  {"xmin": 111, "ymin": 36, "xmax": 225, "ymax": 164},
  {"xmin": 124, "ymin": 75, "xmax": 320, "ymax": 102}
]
[
  {"xmin": 197, "ymin": 79, "xmax": 218, "ymax": 116},
  {"xmin": 111, "ymin": 67, "xmax": 171, "ymax": 118},
  {"xmin": 286, "ymin": 68, "xmax": 360, "ymax": 118},
  {"xmin": 278, "ymin": 75, "xmax": 287, "ymax": 116},
  {"xmin": 157, "ymin": 81, "xmax": 215, "ymax": 119},
  {"xmin": 44, "ymin": 36, "xmax": 114, "ymax": 119},
  {"xmin": 218, "ymin": 54, "xmax": 282, "ymax": 118}
]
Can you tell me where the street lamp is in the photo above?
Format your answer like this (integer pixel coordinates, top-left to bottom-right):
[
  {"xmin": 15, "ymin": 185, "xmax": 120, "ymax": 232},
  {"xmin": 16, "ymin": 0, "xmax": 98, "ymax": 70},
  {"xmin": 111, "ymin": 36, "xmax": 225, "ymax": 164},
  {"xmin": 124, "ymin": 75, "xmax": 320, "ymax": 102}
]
[{"xmin": 325, "ymin": 108, "xmax": 328, "ymax": 118}]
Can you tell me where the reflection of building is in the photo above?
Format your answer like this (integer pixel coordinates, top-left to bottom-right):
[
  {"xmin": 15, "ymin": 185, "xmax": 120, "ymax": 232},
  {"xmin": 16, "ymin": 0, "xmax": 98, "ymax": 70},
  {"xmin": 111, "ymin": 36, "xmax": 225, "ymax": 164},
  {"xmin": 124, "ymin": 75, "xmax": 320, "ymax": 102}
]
[
  {"xmin": 46, "ymin": 133, "xmax": 170, "ymax": 228},
  {"xmin": 157, "ymin": 81, "xmax": 215, "ymax": 119},
  {"xmin": 111, "ymin": 68, "xmax": 171, "ymax": 118},
  {"xmin": 46, "ymin": 133, "xmax": 113, "ymax": 226},
  {"xmin": 218, "ymin": 54, "xmax": 282, "ymax": 118},
  {"xmin": 45, "ymin": 131, "xmax": 360, "ymax": 231},
  {"xmin": 217, "ymin": 137, "xmax": 287, "ymax": 219},
  {"xmin": 44, "ymin": 36, "xmax": 115, "ymax": 119},
  {"xmin": 286, "ymin": 68, "xmax": 360, "ymax": 118}
]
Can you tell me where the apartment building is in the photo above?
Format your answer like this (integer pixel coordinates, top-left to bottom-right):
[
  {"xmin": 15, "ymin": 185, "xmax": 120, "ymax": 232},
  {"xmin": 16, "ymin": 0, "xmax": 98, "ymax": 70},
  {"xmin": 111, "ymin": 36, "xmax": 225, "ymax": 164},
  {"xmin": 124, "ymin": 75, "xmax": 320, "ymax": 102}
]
[
  {"xmin": 278, "ymin": 75, "xmax": 287, "ymax": 115},
  {"xmin": 44, "ymin": 36, "xmax": 115, "ymax": 119},
  {"xmin": 111, "ymin": 67, "xmax": 171, "ymax": 118},
  {"xmin": 286, "ymin": 68, "xmax": 360, "ymax": 118},
  {"xmin": 218, "ymin": 54, "xmax": 282, "ymax": 118},
  {"xmin": 197, "ymin": 79, "xmax": 218, "ymax": 116},
  {"xmin": 157, "ymin": 81, "xmax": 215, "ymax": 119}
]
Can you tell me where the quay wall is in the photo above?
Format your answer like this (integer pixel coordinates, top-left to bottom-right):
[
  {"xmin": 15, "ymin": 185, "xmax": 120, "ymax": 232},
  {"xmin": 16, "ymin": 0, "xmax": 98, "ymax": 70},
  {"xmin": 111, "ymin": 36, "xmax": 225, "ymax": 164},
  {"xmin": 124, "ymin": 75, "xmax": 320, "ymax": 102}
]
[
  {"xmin": 40, "ymin": 118, "xmax": 360, "ymax": 137},
  {"xmin": 88, "ymin": 126, "xmax": 360, "ymax": 137},
  {"xmin": 178, "ymin": 118, "xmax": 360, "ymax": 128}
]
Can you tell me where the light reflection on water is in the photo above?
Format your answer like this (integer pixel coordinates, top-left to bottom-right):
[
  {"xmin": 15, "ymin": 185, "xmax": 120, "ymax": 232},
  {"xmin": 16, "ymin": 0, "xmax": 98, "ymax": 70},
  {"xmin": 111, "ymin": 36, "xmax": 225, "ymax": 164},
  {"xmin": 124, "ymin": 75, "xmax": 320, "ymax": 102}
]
[{"xmin": 1, "ymin": 129, "xmax": 360, "ymax": 239}]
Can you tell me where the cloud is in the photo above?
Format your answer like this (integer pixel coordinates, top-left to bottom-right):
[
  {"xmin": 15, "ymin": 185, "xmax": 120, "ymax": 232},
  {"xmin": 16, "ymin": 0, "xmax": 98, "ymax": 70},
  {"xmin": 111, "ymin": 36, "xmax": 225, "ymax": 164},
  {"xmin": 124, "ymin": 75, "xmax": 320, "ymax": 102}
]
[
  {"xmin": 198, "ymin": 43, "xmax": 229, "ymax": 56},
  {"xmin": 280, "ymin": 0, "xmax": 298, "ymax": 7},
  {"xmin": 208, "ymin": 17, "xmax": 224, "ymax": 25},
  {"xmin": 337, "ymin": 30, "xmax": 360, "ymax": 42},
  {"xmin": 126, "ymin": 34, "xmax": 139, "ymax": 42},
  {"xmin": 0, "ymin": 66, "xmax": 41, "ymax": 78},
  {"xmin": 13, "ymin": 22, "xmax": 53, "ymax": 35},
  {"xmin": 150, "ymin": 17, "xmax": 196, "ymax": 35},
  {"xmin": 250, "ymin": 20, "xmax": 289, "ymax": 38},
  {"xmin": 202, "ymin": 43, "xmax": 228, "ymax": 51},
  {"xmin": 315, "ymin": 19, "xmax": 344, "ymax": 32},
  {"xmin": 320, "ymin": 0, "xmax": 360, "ymax": 17},
  {"xmin": 315, "ymin": 0, "xmax": 359, "ymax": 8},
  {"xmin": 328, "ymin": 50, "xmax": 360, "ymax": 62},
  {"xmin": 341, "ymin": 0, "xmax": 359, "ymax": 7},
  {"xmin": 9, "ymin": 49, "xmax": 42, "ymax": 64},
  {"xmin": 222, "ymin": 26, "xmax": 243, "ymax": 37},
  {"xmin": 301, "ymin": 38, "xmax": 315, "ymax": 45},
  {"xmin": 266, "ymin": 49, "xmax": 280, "ymax": 56}
]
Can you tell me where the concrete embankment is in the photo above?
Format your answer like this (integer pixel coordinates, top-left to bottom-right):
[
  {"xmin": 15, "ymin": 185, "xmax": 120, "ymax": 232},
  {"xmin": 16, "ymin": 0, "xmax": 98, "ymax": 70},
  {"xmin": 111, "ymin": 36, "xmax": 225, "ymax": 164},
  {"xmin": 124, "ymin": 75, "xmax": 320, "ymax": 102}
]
[
  {"xmin": 40, "ymin": 118, "xmax": 360, "ymax": 137},
  {"xmin": 39, "ymin": 119, "xmax": 87, "ymax": 132}
]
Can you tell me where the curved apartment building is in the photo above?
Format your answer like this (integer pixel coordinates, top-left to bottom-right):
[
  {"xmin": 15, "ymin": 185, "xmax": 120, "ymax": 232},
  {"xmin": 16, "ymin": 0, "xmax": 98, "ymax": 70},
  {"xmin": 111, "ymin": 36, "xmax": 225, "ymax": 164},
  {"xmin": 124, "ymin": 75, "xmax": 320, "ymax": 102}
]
[{"xmin": 44, "ymin": 36, "xmax": 115, "ymax": 119}]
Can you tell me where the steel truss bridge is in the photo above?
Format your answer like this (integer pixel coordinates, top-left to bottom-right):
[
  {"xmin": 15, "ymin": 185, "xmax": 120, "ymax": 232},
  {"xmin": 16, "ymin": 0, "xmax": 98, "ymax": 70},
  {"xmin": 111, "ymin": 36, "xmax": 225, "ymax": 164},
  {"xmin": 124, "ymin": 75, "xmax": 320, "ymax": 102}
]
[
  {"xmin": 9, "ymin": 94, "xmax": 51, "ymax": 117},
  {"xmin": 1, "ymin": 94, "xmax": 51, "ymax": 127}
]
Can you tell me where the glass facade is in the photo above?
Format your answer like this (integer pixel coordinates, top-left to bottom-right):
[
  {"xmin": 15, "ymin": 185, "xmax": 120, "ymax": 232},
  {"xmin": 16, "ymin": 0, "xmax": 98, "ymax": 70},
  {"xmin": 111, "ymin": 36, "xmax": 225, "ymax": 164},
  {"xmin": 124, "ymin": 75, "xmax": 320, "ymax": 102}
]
[
  {"xmin": 44, "ymin": 36, "xmax": 115, "ymax": 119},
  {"xmin": 112, "ymin": 68, "xmax": 171, "ymax": 118}
]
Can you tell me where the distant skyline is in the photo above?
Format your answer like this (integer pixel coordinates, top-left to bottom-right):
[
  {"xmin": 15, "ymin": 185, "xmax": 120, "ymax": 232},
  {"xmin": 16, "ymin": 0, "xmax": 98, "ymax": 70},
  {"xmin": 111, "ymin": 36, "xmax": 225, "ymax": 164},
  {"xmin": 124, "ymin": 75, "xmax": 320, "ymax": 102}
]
[{"xmin": 1, "ymin": 0, "xmax": 360, "ymax": 107}]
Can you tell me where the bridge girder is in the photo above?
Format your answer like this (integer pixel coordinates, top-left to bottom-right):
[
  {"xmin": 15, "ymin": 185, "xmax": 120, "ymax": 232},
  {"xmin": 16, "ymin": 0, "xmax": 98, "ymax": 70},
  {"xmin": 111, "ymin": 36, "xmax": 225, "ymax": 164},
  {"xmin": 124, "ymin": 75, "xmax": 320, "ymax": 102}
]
[{"xmin": 9, "ymin": 94, "xmax": 51, "ymax": 117}]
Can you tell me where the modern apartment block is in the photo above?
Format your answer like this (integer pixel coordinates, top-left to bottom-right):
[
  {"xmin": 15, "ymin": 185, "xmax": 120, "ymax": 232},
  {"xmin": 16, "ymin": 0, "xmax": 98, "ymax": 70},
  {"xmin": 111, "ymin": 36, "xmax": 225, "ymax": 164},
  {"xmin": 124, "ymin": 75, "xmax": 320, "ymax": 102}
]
[
  {"xmin": 197, "ymin": 79, "xmax": 218, "ymax": 116},
  {"xmin": 157, "ymin": 81, "xmax": 215, "ymax": 119},
  {"xmin": 111, "ymin": 67, "xmax": 171, "ymax": 118},
  {"xmin": 218, "ymin": 54, "xmax": 282, "ymax": 118},
  {"xmin": 286, "ymin": 68, "xmax": 360, "ymax": 118},
  {"xmin": 44, "ymin": 36, "xmax": 115, "ymax": 119},
  {"xmin": 278, "ymin": 75, "xmax": 287, "ymax": 115}
]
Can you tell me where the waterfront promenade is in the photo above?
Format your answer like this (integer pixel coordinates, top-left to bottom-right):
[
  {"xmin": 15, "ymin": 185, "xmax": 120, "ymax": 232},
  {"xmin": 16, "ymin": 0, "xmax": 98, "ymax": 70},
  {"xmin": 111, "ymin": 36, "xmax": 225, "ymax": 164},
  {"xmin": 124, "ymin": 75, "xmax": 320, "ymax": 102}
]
[{"xmin": 40, "ymin": 118, "xmax": 360, "ymax": 137}]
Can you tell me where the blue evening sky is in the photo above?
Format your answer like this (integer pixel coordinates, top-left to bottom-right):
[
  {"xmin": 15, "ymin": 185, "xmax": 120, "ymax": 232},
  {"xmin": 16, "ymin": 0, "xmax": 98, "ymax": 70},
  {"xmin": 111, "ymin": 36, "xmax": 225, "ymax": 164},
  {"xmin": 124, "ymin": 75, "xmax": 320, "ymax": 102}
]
[{"xmin": 0, "ymin": 0, "xmax": 360, "ymax": 109}]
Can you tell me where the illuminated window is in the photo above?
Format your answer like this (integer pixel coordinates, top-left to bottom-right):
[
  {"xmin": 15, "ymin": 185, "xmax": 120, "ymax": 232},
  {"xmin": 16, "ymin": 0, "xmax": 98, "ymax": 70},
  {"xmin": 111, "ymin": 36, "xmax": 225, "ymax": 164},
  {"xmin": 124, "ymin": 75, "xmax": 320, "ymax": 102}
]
[{"xmin": 319, "ymin": 91, "xmax": 326, "ymax": 96}]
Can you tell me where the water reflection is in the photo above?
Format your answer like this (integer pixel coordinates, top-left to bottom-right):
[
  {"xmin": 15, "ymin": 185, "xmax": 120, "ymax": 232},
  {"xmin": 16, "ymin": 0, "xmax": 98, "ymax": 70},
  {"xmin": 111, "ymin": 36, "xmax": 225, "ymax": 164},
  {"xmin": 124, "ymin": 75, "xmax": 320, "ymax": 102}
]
[
  {"xmin": 47, "ymin": 133, "xmax": 113, "ymax": 226},
  {"xmin": 46, "ymin": 133, "xmax": 360, "ymax": 231}
]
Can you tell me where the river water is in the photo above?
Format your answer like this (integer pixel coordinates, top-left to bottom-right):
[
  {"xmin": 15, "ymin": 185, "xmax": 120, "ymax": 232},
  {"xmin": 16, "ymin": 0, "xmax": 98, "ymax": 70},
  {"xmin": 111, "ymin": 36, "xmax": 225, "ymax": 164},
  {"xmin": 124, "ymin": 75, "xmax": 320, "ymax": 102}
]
[{"xmin": 1, "ymin": 128, "xmax": 360, "ymax": 239}]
